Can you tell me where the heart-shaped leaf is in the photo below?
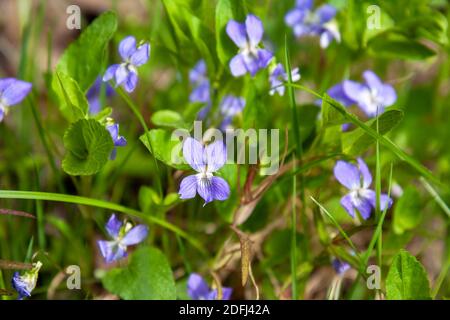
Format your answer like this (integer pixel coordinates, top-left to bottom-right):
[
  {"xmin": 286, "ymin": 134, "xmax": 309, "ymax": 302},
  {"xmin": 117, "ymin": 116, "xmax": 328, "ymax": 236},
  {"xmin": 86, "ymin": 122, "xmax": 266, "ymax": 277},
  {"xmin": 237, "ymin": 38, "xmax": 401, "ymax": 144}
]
[
  {"xmin": 62, "ymin": 119, "xmax": 114, "ymax": 176},
  {"xmin": 102, "ymin": 246, "xmax": 176, "ymax": 300}
]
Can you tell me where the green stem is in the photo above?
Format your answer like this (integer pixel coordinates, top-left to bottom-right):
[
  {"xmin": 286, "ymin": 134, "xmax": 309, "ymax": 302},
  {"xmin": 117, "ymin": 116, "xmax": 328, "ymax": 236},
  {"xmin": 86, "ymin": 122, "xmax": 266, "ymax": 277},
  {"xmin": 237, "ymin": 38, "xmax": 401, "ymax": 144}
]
[
  {"xmin": 310, "ymin": 197, "xmax": 362, "ymax": 262},
  {"xmin": 364, "ymin": 164, "xmax": 393, "ymax": 266},
  {"xmin": 291, "ymin": 161, "xmax": 298, "ymax": 300},
  {"xmin": 0, "ymin": 190, "xmax": 205, "ymax": 255},
  {"xmin": 375, "ymin": 107, "xmax": 382, "ymax": 292},
  {"xmin": 28, "ymin": 96, "xmax": 64, "ymax": 192},
  {"xmin": 432, "ymin": 260, "xmax": 450, "ymax": 298},
  {"xmin": 116, "ymin": 87, "xmax": 163, "ymax": 197},
  {"xmin": 285, "ymin": 37, "xmax": 303, "ymax": 300},
  {"xmin": 420, "ymin": 177, "xmax": 450, "ymax": 218}
]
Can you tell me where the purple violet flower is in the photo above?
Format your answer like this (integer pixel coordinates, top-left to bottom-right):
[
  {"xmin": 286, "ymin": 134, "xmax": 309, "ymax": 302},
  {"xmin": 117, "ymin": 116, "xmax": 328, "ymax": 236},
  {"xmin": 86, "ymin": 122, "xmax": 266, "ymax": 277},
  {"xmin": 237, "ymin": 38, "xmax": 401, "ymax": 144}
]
[
  {"xmin": 0, "ymin": 78, "xmax": 32, "ymax": 122},
  {"xmin": 285, "ymin": 0, "xmax": 340, "ymax": 48},
  {"xmin": 342, "ymin": 70, "xmax": 397, "ymax": 117},
  {"xmin": 219, "ymin": 95, "xmax": 245, "ymax": 130},
  {"xmin": 187, "ymin": 273, "xmax": 232, "ymax": 300},
  {"xmin": 269, "ymin": 63, "xmax": 301, "ymax": 96},
  {"xmin": 106, "ymin": 119, "xmax": 127, "ymax": 160},
  {"xmin": 103, "ymin": 36, "xmax": 150, "ymax": 93},
  {"xmin": 11, "ymin": 261, "xmax": 42, "ymax": 300},
  {"xmin": 334, "ymin": 158, "xmax": 393, "ymax": 220},
  {"xmin": 332, "ymin": 258, "xmax": 350, "ymax": 275},
  {"xmin": 179, "ymin": 137, "xmax": 230, "ymax": 205},
  {"xmin": 326, "ymin": 83, "xmax": 356, "ymax": 131},
  {"xmin": 220, "ymin": 95, "xmax": 245, "ymax": 118},
  {"xmin": 86, "ymin": 77, "xmax": 115, "ymax": 114},
  {"xmin": 226, "ymin": 14, "xmax": 273, "ymax": 77},
  {"xmin": 97, "ymin": 214, "xmax": 148, "ymax": 263},
  {"xmin": 327, "ymin": 83, "xmax": 355, "ymax": 107},
  {"xmin": 189, "ymin": 60, "xmax": 210, "ymax": 104}
]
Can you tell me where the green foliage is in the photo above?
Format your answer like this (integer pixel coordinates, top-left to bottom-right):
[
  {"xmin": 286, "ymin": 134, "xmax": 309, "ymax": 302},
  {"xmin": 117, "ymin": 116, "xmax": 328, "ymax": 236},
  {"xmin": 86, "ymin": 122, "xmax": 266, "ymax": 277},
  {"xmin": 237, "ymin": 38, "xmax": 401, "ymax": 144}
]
[
  {"xmin": 163, "ymin": 0, "xmax": 217, "ymax": 74},
  {"xmin": 102, "ymin": 246, "xmax": 177, "ymax": 300},
  {"xmin": 52, "ymin": 72, "xmax": 88, "ymax": 122},
  {"xmin": 393, "ymin": 187, "xmax": 422, "ymax": 234},
  {"xmin": 151, "ymin": 110, "xmax": 187, "ymax": 129},
  {"xmin": 92, "ymin": 107, "xmax": 113, "ymax": 122},
  {"xmin": 367, "ymin": 30, "xmax": 437, "ymax": 60},
  {"xmin": 342, "ymin": 109, "xmax": 404, "ymax": 156},
  {"xmin": 263, "ymin": 230, "xmax": 307, "ymax": 267},
  {"xmin": 139, "ymin": 186, "xmax": 179, "ymax": 213},
  {"xmin": 215, "ymin": 0, "xmax": 247, "ymax": 67},
  {"xmin": 386, "ymin": 250, "xmax": 431, "ymax": 300},
  {"xmin": 51, "ymin": 12, "xmax": 117, "ymax": 122},
  {"xmin": 321, "ymin": 94, "xmax": 346, "ymax": 127},
  {"xmin": 55, "ymin": 11, "xmax": 118, "ymax": 91},
  {"xmin": 62, "ymin": 119, "xmax": 114, "ymax": 176},
  {"xmin": 2, "ymin": 0, "xmax": 450, "ymax": 301},
  {"xmin": 140, "ymin": 129, "xmax": 189, "ymax": 170}
]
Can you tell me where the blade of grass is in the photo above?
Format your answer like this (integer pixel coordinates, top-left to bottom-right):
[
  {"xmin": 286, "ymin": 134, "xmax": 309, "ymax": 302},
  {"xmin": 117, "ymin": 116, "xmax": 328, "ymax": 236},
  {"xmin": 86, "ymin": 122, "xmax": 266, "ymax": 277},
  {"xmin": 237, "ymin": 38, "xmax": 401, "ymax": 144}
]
[
  {"xmin": 25, "ymin": 236, "xmax": 34, "ymax": 263},
  {"xmin": 290, "ymin": 160, "xmax": 298, "ymax": 299},
  {"xmin": 420, "ymin": 177, "xmax": 450, "ymax": 298},
  {"xmin": 364, "ymin": 163, "xmax": 394, "ymax": 266},
  {"xmin": 310, "ymin": 196, "xmax": 368, "ymax": 279},
  {"xmin": 33, "ymin": 162, "xmax": 46, "ymax": 251},
  {"xmin": 375, "ymin": 106, "xmax": 382, "ymax": 292},
  {"xmin": 432, "ymin": 260, "xmax": 450, "ymax": 298},
  {"xmin": 420, "ymin": 177, "xmax": 450, "ymax": 218},
  {"xmin": 28, "ymin": 94, "xmax": 65, "ymax": 193},
  {"xmin": 310, "ymin": 196, "xmax": 361, "ymax": 260},
  {"xmin": 285, "ymin": 36, "xmax": 304, "ymax": 300},
  {"xmin": 0, "ymin": 190, "xmax": 206, "ymax": 255}
]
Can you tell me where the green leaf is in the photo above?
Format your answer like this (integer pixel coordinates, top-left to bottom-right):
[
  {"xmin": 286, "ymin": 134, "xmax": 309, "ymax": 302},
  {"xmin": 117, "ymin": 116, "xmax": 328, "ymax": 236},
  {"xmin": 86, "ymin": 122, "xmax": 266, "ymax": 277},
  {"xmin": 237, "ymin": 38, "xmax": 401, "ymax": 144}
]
[
  {"xmin": 55, "ymin": 11, "xmax": 117, "ymax": 91},
  {"xmin": 363, "ymin": 4, "xmax": 395, "ymax": 45},
  {"xmin": 299, "ymin": 104, "xmax": 320, "ymax": 143},
  {"xmin": 321, "ymin": 94, "xmax": 346, "ymax": 127},
  {"xmin": 386, "ymin": 250, "xmax": 431, "ymax": 300},
  {"xmin": 263, "ymin": 230, "xmax": 306, "ymax": 267},
  {"xmin": 92, "ymin": 107, "xmax": 113, "ymax": 122},
  {"xmin": 151, "ymin": 110, "xmax": 186, "ymax": 129},
  {"xmin": 183, "ymin": 102, "xmax": 207, "ymax": 127},
  {"xmin": 393, "ymin": 187, "xmax": 422, "ymax": 234},
  {"xmin": 367, "ymin": 30, "xmax": 436, "ymax": 60},
  {"xmin": 102, "ymin": 246, "xmax": 176, "ymax": 300},
  {"xmin": 215, "ymin": 0, "xmax": 246, "ymax": 67},
  {"xmin": 139, "ymin": 129, "xmax": 189, "ymax": 170},
  {"xmin": 52, "ymin": 72, "xmax": 89, "ymax": 122},
  {"xmin": 139, "ymin": 186, "xmax": 180, "ymax": 213},
  {"xmin": 162, "ymin": 0, "xmax": 216, "ymax": 74},
  {"xmin": 243, "ymin": 82, "xmax": 267, "ymax": 130},
  {"xmin": 62, "ymin": 119, "xmax": 114, "ymax": 176},
  {"xmin": 415, "ymin": 12, "xmax": 448, "ymax": 46},
  {"xmin": 342, "ymin": 109, "xmax": 404, "ymax": 156}
]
